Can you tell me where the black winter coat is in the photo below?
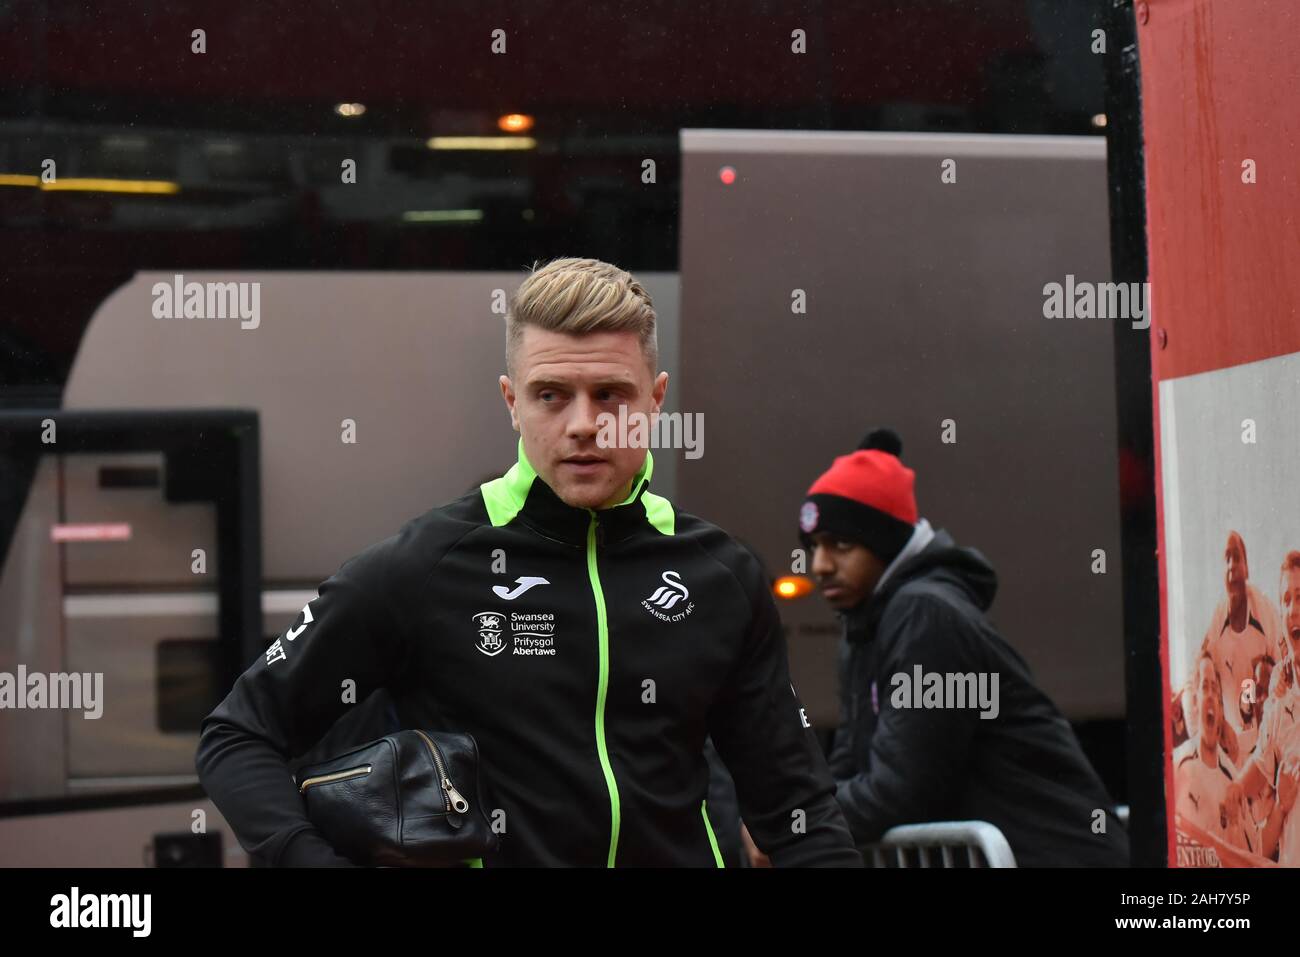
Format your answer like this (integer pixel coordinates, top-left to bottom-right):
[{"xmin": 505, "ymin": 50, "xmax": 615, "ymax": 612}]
[{"xmin": 828, "ymin": 529, "xmax": 1130, "ymax": 867}]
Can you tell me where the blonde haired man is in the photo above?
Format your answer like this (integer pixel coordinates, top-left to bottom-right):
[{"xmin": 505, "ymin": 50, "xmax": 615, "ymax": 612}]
[{"xmin": 197, "ymin": 257, "xmax": 860, "ymax": 867}]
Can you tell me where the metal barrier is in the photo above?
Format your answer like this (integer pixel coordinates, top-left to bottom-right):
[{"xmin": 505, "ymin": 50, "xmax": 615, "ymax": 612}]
[{"xmin": 861, "ymin": 821, "xmax": 1017, "ymax": 868}]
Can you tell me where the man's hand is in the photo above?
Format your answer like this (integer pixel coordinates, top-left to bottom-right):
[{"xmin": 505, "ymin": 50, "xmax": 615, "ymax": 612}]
[
  {"xmin": 1222, "ymin": 780, "xmax": 1246, "ymax": 829},
  {"xmin": 740, "ymin": 822, "xmax": 772, "ymax": 868},
  {"xmin": 1171, "ymin": 691, "xmax": 1188, "ymax": 744},
  {"xmin": 1279, "ymin": 659, "xmax": 1296, "ymax": 699}
]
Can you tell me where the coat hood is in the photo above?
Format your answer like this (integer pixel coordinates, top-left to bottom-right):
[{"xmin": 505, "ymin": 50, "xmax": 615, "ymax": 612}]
[{"xmin": 843, "ymin": 528, "xmax": 998, "ymax": 639}]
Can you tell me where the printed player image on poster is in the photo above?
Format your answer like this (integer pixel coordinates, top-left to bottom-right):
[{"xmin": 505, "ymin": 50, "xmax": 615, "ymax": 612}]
[{"xmin": 1161, "ymin": 350, "xmax": 1300, "ymax": 867}]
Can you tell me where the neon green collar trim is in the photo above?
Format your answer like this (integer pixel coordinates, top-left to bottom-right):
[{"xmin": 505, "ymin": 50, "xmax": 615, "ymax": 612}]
[{"xmin": 480, "ymin": 438, "xmax": 672, "ymax": 535}]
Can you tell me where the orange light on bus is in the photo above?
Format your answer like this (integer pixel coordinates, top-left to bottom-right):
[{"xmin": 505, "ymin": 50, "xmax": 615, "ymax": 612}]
[
  {"xmin": 427, "ymin": 136, "xmax": 536, "ymax": 151},
  {"xmin": 0, "ymin": 175, "xmax": 180, "ymax": 194},
  {"xmin": 773, "ymin": 575, "xmax": 814, "ymax": 600},
  {"xmin": 498, "ymin": 113, "xmax": 535, "ymax": 133},
  {"xmin": 41, "ymin": 178, "xmax": 180, "ymax": 194}
]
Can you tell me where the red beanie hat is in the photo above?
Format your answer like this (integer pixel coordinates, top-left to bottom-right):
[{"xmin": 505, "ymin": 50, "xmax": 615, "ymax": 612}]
[{"xmin": 799, "ymin": 428, "xmax": 917, "ymax": 563}]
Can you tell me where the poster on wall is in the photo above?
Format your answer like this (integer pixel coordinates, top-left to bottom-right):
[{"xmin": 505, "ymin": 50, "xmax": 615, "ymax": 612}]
[{"xmin": 1161, "ymin": 352, "xmax": 1300, "ymax": 867}]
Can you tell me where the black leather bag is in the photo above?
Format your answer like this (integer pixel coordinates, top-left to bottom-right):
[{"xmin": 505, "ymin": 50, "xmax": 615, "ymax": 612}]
[{"xmin": 293, "ymin": 729, "xmax": 498, "ymax": 867}]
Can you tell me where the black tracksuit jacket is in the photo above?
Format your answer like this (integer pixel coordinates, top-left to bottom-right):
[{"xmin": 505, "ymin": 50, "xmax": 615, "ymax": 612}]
[
  {"xmin": 828, "ymin": 529, "xmax": 1130, "ymax": 867},
  {"xmin": 195, "ymin": 444, "xmax": 860, "ymax": 867}
]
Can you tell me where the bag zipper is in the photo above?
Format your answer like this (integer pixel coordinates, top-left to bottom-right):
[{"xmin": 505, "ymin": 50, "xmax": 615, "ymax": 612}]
[
  {"xmin": 414, "ymin": 729, "xmax": 470, "ymax": 813},
  {"xmin": 298, "ymin": 765, "xmax": 372, "ymax": 793}
]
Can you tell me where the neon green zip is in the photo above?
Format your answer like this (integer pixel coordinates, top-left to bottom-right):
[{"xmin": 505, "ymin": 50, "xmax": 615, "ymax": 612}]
[
  {"xmin": 702, "ymin": 801, "xmax": 725, "ymax": 868},
  {"xmin": 586, "ymin": 514, "xmax": 622, "ymax": 867}
]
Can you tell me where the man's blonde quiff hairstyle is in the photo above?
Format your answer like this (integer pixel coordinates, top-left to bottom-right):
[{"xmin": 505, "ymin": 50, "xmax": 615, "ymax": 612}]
[{"xmin": 505, "ymin": 257, "xmax": 658, "ymax": 377}]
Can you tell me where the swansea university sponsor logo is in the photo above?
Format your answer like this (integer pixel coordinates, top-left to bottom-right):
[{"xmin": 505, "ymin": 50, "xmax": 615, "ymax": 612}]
[
  {"xmin": 473, "ymin": 612, "xmax": 507, "ymax": 656},
  {"xmin": 492, "ymin": 576, "xmax": 549, "ymax": 600},
  {"xmin": 641, "ymin": 570, "xmax": 695, "ymax": 622},
  {"xmin": 509, "ymin": 612, "xmax": 557, "ymax": 656},
  {"xmin": 473, "ymin": 609, "xmax": 560, "ymax": 657}
]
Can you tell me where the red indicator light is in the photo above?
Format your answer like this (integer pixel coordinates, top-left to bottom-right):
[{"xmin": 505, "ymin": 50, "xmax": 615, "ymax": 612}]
[{"xmin": 51, "ymin": 523, "xmax": 132, "ymax": 542}]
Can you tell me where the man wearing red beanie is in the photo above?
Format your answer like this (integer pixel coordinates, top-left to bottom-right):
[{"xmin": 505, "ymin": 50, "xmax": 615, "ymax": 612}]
[{"xmin": 798, "ymin": 428, "xmax": 1129, "ymax": 867}]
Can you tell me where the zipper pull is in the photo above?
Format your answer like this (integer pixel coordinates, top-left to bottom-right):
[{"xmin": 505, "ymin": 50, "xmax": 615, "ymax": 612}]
[{"xmin": 443, "ymin": 778, "xmax": 470, "ymax": 814}]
